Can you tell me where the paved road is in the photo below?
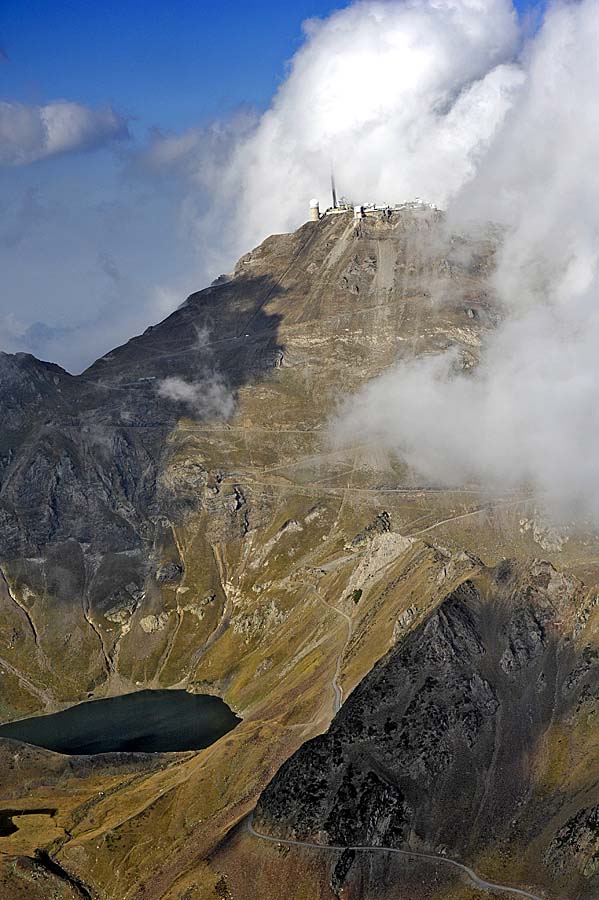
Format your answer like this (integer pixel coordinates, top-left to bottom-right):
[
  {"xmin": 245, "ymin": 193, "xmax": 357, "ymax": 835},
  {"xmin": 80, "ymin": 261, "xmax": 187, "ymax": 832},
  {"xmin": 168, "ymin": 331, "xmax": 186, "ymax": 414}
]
[{"xmin": 247, "ymin": 815, "xmax": 546, "ymax": 900}]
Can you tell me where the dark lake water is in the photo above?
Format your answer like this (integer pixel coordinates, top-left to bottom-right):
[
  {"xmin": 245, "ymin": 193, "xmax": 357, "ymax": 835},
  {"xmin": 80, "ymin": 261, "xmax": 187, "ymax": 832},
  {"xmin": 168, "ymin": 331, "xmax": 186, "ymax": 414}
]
[{"xmin": 0, "ymin": 690, "xmax": 241, "ymax": 755}]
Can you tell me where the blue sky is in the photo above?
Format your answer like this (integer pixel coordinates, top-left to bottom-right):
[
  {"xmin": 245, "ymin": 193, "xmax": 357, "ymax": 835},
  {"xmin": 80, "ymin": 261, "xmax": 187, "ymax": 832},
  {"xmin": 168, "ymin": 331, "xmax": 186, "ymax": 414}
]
[
  {"xmin": 1, "ymin": 1, "xmax": 346, "ymax": 132},
  {"xmin": 0, "ymin": 0, "xmax": 541, "ymax": 372}
]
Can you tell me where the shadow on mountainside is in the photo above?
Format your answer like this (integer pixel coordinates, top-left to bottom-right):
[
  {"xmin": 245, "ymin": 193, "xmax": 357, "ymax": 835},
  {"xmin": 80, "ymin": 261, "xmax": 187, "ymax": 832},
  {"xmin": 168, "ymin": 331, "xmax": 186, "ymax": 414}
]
[
  {"xmin": 0, "ymin": 275, "xmax": 284, "ymax": 561},
  {"xmin": 77, "ymin": 273, "xmax": 286, "ymax": 423}
]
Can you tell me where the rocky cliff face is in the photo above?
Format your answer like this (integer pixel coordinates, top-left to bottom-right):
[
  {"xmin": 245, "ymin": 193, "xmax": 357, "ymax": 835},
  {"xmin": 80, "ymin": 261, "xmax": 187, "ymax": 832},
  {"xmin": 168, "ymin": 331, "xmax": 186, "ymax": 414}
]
[
  {"xmin": 0, "ymin": 208, "xmax": 598, "ymax": 899},
  {"xmin": 255, "ymin": 560, "xmax": 599, "ymax": 898}
]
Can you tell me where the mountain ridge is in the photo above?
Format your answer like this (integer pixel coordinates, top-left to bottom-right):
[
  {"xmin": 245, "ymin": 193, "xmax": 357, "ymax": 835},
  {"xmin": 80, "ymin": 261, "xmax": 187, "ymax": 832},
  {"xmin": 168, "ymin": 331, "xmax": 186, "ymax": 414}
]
[{"xmin": 0, "ymin": 208, "xmax": 598, "ymax": 899}]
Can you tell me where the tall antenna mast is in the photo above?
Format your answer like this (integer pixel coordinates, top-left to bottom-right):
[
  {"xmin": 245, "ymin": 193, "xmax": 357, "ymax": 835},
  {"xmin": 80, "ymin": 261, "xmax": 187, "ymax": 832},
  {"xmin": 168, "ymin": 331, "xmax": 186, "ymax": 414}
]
[{"xmin": 331, "ymin": 170, "xmax": 338, "ymax": 209}]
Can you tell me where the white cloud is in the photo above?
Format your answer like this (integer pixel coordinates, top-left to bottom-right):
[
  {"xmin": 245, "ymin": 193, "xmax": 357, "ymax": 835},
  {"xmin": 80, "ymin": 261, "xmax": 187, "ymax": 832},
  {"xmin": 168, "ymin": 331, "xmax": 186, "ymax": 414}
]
[
  {"xmin": 0, "ymin": 100, "xmax": 129, "ymax": 166},
  {"xmin": 132, "ymin": 0, "xmax": 524, "ymax": 277},
  {"xmin": 175, "ymin": 0, "xmax": 523, "ymax": 271},
  {"xmin": 138, "ymin": 108, "xmax": 258, "ymax": 181},
  {"xmin": 156, "ymin": 325, "xmax": 235, "ymax": 419},
  {"xmin": 0, "ymin": 311, "xmax": 27, "ymax": 354},
  {"xmin": 157, "ymin": 375, "xmax": 234, "ymax": 419}
]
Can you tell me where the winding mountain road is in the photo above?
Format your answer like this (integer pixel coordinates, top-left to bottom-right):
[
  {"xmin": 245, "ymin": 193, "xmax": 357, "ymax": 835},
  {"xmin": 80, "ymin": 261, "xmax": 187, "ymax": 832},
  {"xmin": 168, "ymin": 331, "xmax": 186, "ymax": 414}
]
[{"xmin": 247, "ymin": 814, "xmax": 546, "ymax": 900}]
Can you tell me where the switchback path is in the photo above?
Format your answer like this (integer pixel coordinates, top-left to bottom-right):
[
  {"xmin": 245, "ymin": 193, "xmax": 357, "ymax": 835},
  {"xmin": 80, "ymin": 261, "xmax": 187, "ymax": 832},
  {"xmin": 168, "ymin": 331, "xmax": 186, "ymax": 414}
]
[
  {"xmin": 307, "ymin": 586, "xmax": 352, "ymax": 714},
  {"xmin": 247, "ymin": 815, "xmax": 546, "ymax": 900}
]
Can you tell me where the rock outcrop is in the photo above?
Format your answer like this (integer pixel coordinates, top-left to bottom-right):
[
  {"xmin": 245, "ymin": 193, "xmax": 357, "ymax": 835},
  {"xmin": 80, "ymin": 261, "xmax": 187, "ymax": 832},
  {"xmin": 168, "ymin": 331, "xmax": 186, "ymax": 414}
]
[{"xmin": 255, "ymin": 562, "xmax": 599, "ymax": 898}]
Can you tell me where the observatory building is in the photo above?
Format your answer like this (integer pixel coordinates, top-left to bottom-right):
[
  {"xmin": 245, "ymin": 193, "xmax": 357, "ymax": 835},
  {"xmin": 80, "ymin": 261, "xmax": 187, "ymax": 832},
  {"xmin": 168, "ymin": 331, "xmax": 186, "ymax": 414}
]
[
  {"xmin": 308, "ymin": 196, "xmax": 438, "ymax": 222},
  {"xmin": 308, "ymin": 171, "xmax": 438, "ymax": 223},
  {"xmin": 308, "ymin": 172, "xmax": 439, "ymax": 224}
]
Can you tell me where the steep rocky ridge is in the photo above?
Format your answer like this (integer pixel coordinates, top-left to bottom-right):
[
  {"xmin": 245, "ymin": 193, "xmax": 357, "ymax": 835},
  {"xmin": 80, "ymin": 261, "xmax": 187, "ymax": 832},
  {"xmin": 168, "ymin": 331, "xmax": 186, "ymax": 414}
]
[
  {"xmin": 253, "ymin": 560, "xmax": 599, "ymax": 898},
  {"xmin": 0, "ymin": 208, "xmax": 598, "ymax": 898}
]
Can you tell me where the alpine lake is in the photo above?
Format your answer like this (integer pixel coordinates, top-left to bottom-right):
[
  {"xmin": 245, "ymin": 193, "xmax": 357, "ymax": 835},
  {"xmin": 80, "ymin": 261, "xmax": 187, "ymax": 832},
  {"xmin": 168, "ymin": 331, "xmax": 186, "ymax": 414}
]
[{"xmin": 0, "ymin": 689, "xmax": 241, "ymax": 755}]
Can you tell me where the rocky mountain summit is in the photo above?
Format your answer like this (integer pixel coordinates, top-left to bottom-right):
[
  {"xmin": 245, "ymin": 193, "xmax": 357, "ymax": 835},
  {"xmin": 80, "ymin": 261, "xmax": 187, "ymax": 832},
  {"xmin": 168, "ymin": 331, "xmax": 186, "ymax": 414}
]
[{"xmin": 1, "ymin": 207, "xmax": 598, "ymax": 899}]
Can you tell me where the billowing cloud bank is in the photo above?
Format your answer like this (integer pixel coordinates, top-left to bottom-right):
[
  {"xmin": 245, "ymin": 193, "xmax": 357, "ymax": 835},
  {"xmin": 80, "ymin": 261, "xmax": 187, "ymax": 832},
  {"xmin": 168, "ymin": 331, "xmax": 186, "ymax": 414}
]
[
  {"xmin": 217, "ymin": 0, "xmax": 523, "ymax": 259},
  {"xmin": 332, "ymin": 0, "xmax": 599, "ymax": 521},
  {"xmin": 148, "ymin": 0, "xmax": 525, "ymax": 270}
]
